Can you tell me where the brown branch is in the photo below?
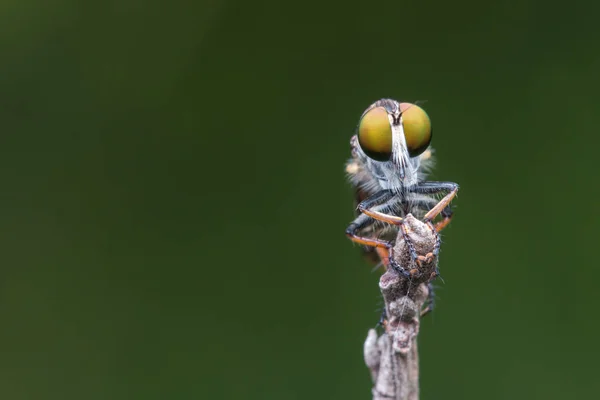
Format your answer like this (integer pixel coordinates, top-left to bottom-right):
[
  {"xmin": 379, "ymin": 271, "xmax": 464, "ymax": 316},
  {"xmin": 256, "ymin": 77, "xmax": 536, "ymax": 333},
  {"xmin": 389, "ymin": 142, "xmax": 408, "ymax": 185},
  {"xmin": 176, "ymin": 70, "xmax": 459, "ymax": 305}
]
[{"xmin": 364, "ymin": 214, "xmax": 439, "ymax": 400}]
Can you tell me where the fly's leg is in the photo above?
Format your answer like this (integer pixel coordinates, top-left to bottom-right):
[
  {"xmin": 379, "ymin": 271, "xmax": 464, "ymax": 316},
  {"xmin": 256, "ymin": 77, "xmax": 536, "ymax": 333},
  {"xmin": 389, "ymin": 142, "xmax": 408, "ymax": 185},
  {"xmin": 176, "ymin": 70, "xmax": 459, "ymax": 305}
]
[
  {"xmin": 404, "ymin": 198, "xmax": 454, "ymax": 232},
  {"xmin": 353, "ymin": 192, "xmax": 432, "ymax": 275},
  {"xmin": 410, "ymin": 181, "xmax": 459, "ymax": 256},
  {"xmin": 358, "ymin": 198, "xmax": 404, "ymax": 225},
  {"xmin": 434, "ymin": 206, "xmax": 454, "ymax": 232},
  {"xmin": 374, "ymin": 247, "xmax": 391, "ymax": 267},
  {"xmin": 346, "ymin": 190, "xmax": 395, "ymax": 260},
  {"xmin": 361, "ymin": 182, "xmax": 457, "ymax": 272},
  {"xmin": 348, "ymin": 184, "xmax": 458, "ymax": 274},
  {"xmin": 421, "ymin": 183, "xmax": 458, "ymax": 220},
  {"xmin": 347, "ymin": 195, "xmax": 412, "ymax": 277},
  {"xmin": 370, "ymin": 199, "xmax": 441, "ymax": 268},
  {"xmin": 346, "ymin": 213, "xmax": 393, "ymax": 251},
  {"xmin": 358, "ymin": 196, "xmax": 435, "ymax": 273}
]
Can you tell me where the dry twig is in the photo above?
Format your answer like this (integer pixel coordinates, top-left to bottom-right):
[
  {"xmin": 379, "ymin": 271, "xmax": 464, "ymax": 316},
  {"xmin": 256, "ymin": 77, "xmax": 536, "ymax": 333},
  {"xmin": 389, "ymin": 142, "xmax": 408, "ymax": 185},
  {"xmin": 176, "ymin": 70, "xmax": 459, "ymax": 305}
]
[{"xmin": 364, "ymin": 214, "xmax": 440, "ymax": 400}]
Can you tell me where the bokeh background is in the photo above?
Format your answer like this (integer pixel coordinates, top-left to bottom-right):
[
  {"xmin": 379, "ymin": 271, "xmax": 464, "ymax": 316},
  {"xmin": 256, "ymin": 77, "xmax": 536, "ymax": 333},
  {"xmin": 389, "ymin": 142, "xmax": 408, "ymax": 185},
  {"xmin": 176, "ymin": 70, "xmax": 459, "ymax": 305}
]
[{"xmin": 1, "ymin": 0, "xmax": 599, "ymax": 399}]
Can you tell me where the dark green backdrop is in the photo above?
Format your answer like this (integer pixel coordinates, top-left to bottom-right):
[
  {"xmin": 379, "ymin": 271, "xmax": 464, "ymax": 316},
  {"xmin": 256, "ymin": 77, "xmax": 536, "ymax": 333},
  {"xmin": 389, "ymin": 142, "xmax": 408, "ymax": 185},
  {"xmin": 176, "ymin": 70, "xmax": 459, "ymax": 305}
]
[{"xmin": 1, "ymin": 1, "xmax": 598, "ymax": 399}]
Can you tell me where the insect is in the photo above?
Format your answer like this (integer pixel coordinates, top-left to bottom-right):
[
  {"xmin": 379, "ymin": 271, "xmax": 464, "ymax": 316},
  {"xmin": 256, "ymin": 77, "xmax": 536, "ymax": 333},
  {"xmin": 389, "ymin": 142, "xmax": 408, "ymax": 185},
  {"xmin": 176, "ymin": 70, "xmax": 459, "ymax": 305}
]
[{"xmin": 345, "ymin": 99, "xmax": 459, "ymax": 279}]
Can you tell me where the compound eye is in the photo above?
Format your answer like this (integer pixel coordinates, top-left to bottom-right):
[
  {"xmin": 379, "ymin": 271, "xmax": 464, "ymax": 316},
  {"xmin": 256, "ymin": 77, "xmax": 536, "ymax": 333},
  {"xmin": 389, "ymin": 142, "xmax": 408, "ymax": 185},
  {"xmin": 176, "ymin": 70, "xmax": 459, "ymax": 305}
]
[
  {"xmin": 400, "ymin": 103, "xmax": 432, "ymax": 157},
  {"xmin": 358, "ymin": 107, "xmax": 392, "ymax": 161}
]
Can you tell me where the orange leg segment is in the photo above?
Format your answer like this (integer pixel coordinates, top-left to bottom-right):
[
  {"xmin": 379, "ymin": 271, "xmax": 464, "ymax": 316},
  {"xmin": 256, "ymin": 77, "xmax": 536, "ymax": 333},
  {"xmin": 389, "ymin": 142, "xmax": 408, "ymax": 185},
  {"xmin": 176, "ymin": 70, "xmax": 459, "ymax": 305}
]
[
  {"xmin": 345, "ymin": 232, "xmax": 391, "ymax": 250},
  {"xmin": 423, "ymin": 187, "xmax": 458, "ymax": 222},
  {"xmin": 433, "ymin": 215, "xmax": 453, "ymax": 232},
  {"xmin": 359, "ymin": 206, "xmax": 404, "ymax": 225}
]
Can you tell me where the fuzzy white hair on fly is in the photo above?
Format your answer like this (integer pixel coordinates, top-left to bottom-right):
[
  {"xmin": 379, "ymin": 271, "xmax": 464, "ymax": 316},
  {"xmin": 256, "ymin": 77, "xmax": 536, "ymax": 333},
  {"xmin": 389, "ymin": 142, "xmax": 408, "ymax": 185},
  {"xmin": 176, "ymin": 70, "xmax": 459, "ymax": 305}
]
[
  {"xmin": 417, "ymin": 148, "xmax": 436, "ymax": 181},
  {"xmin": 346, "ymin": 134, "xmax": 438, "ymax": 215}
]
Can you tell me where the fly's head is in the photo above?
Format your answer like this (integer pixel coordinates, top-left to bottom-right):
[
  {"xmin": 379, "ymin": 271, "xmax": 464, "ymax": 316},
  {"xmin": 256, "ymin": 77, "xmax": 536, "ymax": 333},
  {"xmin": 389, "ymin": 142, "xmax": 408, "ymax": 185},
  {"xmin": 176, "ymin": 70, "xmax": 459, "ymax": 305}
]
[{"xmin": 351, "ymin": 99, "xmax": 433, "ymax": 192}]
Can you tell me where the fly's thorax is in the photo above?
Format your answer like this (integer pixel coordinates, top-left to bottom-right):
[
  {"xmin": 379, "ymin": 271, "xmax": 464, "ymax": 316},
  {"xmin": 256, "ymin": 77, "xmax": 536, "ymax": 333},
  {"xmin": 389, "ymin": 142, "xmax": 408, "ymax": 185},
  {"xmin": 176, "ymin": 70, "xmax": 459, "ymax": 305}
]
[
  {"xmin": 369, "ymin": 155, "xmax": 420, "ymax": 193},
  {"xmin": 350, "ymin": 148, "xmax": 421, "ymax": 193}
]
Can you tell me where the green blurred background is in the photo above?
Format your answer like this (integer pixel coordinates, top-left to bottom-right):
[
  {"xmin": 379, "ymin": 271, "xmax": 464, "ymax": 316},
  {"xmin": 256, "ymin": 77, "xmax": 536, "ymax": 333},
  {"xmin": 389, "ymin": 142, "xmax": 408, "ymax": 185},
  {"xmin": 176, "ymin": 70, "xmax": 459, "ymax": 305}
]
[{"xmin": 1, "ymin": 0, "xmax": 598, "ymax": 399}]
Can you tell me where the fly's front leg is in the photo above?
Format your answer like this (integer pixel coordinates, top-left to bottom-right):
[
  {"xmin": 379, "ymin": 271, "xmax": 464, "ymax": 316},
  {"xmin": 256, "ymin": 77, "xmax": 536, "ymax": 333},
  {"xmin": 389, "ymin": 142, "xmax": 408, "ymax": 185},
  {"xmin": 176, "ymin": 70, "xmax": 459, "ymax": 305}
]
[
  {"xmin": 407, "ymin": 198, "xmax": 453, "ymax": 232},
  {"xmin": 346, "ymin": 212, "xmax": 393, "ymax": 251},
  {"xmin": 434, "ymin": 205, "xmax": 454, "ymax": 232},
  {"xmin": 354, "ymin": 192, "xmax": 423, "ymax": 277},
  {"xmin": 358, "ymin": 196, "xmax": 405, "ymax": 225},
  {"xmin": 410, "ymin": 181, "xmax": 459, "ymax": 256},
  {"xmin": 351, "ymin": 190, "xmax": 429, "ymax": 273},
  {"xmin": 346, "ymin": 190, "xmax": 395, "ymax": 259},
  {"xmin": 412, "ymin": 181, "xmax": 459, "ymax": 227},
  {"xmin": 346, "ymin": 190, "xmax": 413, "ymax": 270}
]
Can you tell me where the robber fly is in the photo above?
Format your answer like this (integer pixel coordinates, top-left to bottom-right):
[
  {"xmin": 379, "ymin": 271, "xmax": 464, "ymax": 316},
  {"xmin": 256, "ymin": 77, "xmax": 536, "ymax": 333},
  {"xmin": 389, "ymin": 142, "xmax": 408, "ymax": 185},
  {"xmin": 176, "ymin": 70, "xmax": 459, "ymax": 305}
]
[{"xmin": 345, "ymin": 99, "xmax": 459, "ymax": 277}]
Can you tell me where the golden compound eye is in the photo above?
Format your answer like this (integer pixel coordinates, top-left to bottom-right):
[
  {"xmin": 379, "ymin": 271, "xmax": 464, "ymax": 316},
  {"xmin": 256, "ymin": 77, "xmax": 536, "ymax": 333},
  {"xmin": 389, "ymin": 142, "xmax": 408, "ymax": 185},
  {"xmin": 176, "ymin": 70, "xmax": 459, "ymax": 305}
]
[
  {"xmin": 358, "ymin": 107, "xmax": 392, "ymax": 161},
  {"xmin": 400, "ymin": 103, "xmax": 432, "ymax": 157}
]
